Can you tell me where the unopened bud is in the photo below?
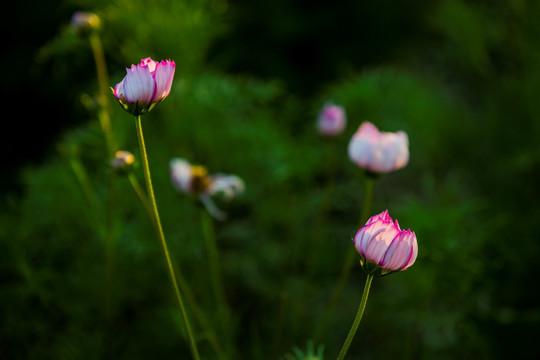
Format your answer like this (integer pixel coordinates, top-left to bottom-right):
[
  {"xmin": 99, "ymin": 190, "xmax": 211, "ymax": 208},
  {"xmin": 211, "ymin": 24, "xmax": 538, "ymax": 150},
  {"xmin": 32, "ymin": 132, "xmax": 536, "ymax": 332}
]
[
  {"xmin": 111, "ymin": 150, "xmax": 135, "ymax": 173},
  {"xmin": 71, "ymin": 11, "xmax": 101, "ymax": 36}
]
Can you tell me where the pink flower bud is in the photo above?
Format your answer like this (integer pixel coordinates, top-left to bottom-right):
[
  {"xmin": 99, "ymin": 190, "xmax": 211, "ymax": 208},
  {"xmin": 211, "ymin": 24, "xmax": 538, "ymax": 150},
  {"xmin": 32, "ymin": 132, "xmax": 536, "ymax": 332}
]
[
  {"xmin": 354, "ymin": 210, "xmax": 418, "ymax": 276},
  {"xmin": 113, "ymin": 58, "xmax": 175, "ymax": 116},
  {"xmin": 317, "ymin": 102, "xmax": 346, "ymax": 137},
  {"xmin": 348, "ymin": 122, "xmax": 409, "ymax": 174}
]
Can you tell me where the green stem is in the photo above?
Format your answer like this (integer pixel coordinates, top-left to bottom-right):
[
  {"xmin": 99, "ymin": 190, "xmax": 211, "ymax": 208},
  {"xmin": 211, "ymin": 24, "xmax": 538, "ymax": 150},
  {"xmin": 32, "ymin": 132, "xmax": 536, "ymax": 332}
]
[
  {"xmin": 135, "ymin": 115, "xmax": 200, "ymax": 360},
  {"xmin": 128, "ymin": 172, "xmax": 154, "ymax": 222},
  {"xmin": 336, "ymin": 274, "xmax": 373, "ymax": 360},
  {"xmin": 200, "ymin": 208, "xmax": 234, "ymax": 357},
  {"xmin": 89, "ymin": 31, "xmax": 120, "ymax": 320},
  {"xmin": 313, "ymin": 176, "xmax": 375, "ymax": 343},
  {"xmin": 128, "ymin": 172, "xmax": 224, "ymax": 359},
  {"xmin": 89, "ymin": 32, "xmax": 115, "ymax": 156},
  {"xmin": 68, "ymin": 153, "xmax": 106, "ymax": 240},
  {"xmin": 359, "ymin": 177, "xmax": 374, "ymax": 226},
  {"xmin": 174, "ymin": 266, "xmax": 225, "ymax": 359}
]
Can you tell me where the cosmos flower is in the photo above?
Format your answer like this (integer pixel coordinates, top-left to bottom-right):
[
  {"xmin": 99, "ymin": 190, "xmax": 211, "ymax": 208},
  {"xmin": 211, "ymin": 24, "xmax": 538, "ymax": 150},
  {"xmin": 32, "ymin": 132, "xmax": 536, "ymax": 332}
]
[
  {"xmin": 113, "ymin": 57, "xmax": 175, "ymax": 116},
  {"xmin": 170, "ymin": 158, "xmax": 244, "ymax": 220},
  {"xmin": 348, "ymin": 122, "xmax": 409, "ymax": 174},
  {"xmin": 354, "ymin": 210, "xmax": 418, "ymax": 276},
  {"xmin": 317, "ymin": 102, "xmax": 346, "ymax": 137}
]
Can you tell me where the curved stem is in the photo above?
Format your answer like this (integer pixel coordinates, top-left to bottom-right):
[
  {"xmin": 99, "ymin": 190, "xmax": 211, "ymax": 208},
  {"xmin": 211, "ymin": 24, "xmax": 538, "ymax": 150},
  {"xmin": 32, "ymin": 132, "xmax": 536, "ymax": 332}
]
[
  {"xmin": 359, "ymin": 177, "xmax": 374, "ymax": 226},
  {"xmin": 135, "ymin": 116, "xmax": 200, "ymax": 360},
  {"xmin": 313, "ymin": 176, "xmax": 375, "ymax": 343},
  {"xmin": 128, "ymin": 172, "xmax": 225, "ymax": 359},
  {"xmin": 128, "ymin": 172, "xmax": 154, "ymax": 222},
  {"xmin": 68, "ymin": 152, "xmax": 106, "ymax": 239},
  {"xmin": 89, "ymin": 32, "xmax": 119, "ymax": 320},
  {"xmin": 89, "ymin": 32, "xmax": 115, "ymax": 156},
  {"xmin": 336, "ymin": 274, "xmax": 373, "ymax": 360}
]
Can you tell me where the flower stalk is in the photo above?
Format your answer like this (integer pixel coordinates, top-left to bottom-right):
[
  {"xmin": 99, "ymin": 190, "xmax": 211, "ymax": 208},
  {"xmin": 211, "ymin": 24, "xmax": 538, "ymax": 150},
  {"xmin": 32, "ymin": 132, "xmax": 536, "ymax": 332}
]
[
  {"xmin": 135, "ymin": 115, "xmax": 200, "ymax": 360},
  {"xmin": 336, "ymin": 274, "xmax": 373, "ymax": 360},
  {"xmin": 89, "ymin": 32, "xmax": 115, "ymax": 156},
  {"xmin": 314, "ymin": 176, "xmax": 374, "ymax": 343}
]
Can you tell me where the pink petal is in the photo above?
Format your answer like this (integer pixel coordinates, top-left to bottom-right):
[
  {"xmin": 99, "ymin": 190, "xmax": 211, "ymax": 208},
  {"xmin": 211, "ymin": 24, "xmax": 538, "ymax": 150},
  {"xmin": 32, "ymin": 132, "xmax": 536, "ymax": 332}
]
[
  {"xmin": 400, "ymin": 231, "xmax": 418, "ymax": 270},
  {"xmin": 141, "ymin": 57, "xmax": 158, "ymax": 72},
  {"xmin": 364, "ymin": 223, "xmax": 400, "ymax": 264},
  {"xmin": 152, "ymin": 60, "xmax": 175, "ymax": 102},
  {"xmin": 122, "ymin": 64, "xmax": 155, "ymax": 104}
]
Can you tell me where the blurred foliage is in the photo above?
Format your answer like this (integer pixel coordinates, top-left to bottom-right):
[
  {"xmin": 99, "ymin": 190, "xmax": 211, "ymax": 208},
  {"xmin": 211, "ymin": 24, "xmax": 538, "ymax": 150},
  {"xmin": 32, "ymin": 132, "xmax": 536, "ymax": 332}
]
[{"xmin": 2, "ymin": 0, "xmax": 540, "ymax": 359}]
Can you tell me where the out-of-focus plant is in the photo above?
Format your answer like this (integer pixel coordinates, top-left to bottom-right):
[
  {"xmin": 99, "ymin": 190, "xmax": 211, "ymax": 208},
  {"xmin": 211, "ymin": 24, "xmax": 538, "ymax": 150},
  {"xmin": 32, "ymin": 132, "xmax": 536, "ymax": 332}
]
[
  {"xmin": 170, "ymin": 157, "xmax": 245, "ymax": 358},
  {"xmin": 5, "ymin": 0, "xmax": 540, "ymax": 359},
  {"xmin": 316, "ymin": 102, "xmax": 347, "ymax": 138}
]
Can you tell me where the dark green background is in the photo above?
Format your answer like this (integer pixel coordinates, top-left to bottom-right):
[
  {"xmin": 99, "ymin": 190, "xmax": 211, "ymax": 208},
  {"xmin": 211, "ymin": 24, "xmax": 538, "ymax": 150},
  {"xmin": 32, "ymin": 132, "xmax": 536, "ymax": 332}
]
[{"xmin": 2, "ymin": 0, "xmax": 539, "ymax": 359}]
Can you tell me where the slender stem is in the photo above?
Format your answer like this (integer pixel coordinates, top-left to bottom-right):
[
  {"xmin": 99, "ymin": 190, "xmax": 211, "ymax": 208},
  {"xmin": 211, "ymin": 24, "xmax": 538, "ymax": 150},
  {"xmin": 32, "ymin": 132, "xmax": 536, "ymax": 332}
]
[
  {"xmin": 89, "ymin": 32, "xmax": 115, "ymax": 156},
  {"xmin": 89, "ymin": 31, "xmax": 120, "ymax": 320},
  {"xmin": 336, "ymin": 274, "xmax": 374, "ymax": 360},
  {"xmin": 68, "ymin": 153, "xmax": 106, "ymax": 239},
  {"xmin": 313, "ymin": 176, "xmax": 375, "ymax": 343},
  {"xmin": 359, "ymin": 177, "xmax": 374, "ymax": 226},
  {"xmin": 174, "ymin": 265, "xmax": 225, "ymax": 359},
  {"xmin": 128, "ymin": 172, "xmax": 154, "ymax": 222},
  {"xmin": 135, "ymin": 115, "xmax": 200, "ymax": 360},
  {"xmin": 200, "ymin": 208, "xmax": 234, "ymax": 357},
  {"xmin": 128, "ymin": 172, "xmax": 224, "ymax": 359},
  {"xmin": 200, "ymin": 209, "xmax": 228, "ymax": 314}
]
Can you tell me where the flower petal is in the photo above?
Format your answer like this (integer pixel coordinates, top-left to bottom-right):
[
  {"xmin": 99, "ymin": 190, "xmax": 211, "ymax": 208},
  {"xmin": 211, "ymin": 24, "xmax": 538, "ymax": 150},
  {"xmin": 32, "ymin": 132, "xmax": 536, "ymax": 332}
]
[
  {"xmin": 170, "ymin": 158, "xmax": 192, "ymax": 193},
  {"xmin": 123, "ymin": 64, "xmax": 155, "ymax": 104},
  {"xmin": 152, "ymin": 60, "xmax": 175, "ymax": 102}
]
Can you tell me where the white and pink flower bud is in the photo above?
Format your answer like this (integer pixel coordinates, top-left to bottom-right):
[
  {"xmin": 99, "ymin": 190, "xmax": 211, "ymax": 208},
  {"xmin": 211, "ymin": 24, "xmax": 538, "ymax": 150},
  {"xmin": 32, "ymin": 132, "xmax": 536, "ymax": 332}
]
[
  {"xmin": 348, "ymin": 122, "xmax": 409, "ymax": 174},
  {"xmin": 317, "ymin": 102, "xmax": 346, "ymax": 137},
  {"xmin": 354, "ymin": 210, "xmax": 418, "ymax": 276},
  {"xmin": 113, "ymin": 57, "xmax": 175, "ymax": 116}
]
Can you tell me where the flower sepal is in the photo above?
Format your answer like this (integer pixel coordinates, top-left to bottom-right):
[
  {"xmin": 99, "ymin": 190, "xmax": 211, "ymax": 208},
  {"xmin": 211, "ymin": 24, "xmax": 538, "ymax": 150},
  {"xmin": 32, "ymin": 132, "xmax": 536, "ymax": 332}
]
[
  {"xmin": 359, "ymin": 258, "xmax": 395, "ymax": 277},
  {"xmin": 112, "ymin": 89, "xmax": 159, "ymax": 116}
]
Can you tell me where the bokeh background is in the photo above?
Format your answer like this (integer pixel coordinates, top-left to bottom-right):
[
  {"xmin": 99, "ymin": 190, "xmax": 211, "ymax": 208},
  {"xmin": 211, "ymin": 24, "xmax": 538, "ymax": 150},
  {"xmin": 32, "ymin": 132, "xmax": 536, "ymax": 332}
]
[{"xmin": 2, "ymin": 0, "xmax": 540, "ymax": 359}]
